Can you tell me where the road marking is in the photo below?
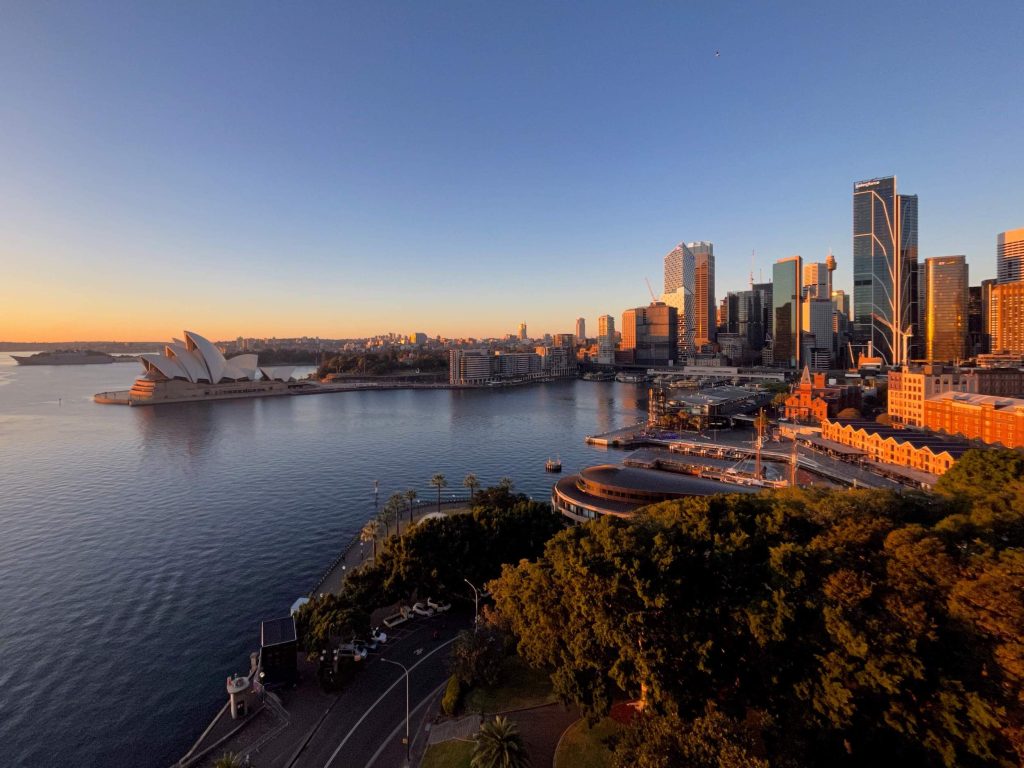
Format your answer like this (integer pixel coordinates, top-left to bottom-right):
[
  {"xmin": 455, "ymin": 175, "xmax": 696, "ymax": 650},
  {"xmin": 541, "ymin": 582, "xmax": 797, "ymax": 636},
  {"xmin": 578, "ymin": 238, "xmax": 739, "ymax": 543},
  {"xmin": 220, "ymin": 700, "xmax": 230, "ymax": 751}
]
[
  {"xmin": 362, "ymin": 679, "xmax": 448, "ymax": 768},
  {"xmin": 324, "ymin": 638, "xmax": 456, "ymax": 768}
]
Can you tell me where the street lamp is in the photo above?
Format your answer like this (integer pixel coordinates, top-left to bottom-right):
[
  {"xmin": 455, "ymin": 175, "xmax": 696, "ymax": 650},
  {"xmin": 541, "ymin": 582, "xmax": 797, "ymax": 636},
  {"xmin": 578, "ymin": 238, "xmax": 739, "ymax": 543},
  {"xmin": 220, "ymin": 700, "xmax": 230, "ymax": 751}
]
[
  {"xmin": 463, "ymin": 578, "xmax": 480, "ymax": 633},
  {"xmin": 381, "ymin": 657, "xmax": 411, "ymax": 765}
]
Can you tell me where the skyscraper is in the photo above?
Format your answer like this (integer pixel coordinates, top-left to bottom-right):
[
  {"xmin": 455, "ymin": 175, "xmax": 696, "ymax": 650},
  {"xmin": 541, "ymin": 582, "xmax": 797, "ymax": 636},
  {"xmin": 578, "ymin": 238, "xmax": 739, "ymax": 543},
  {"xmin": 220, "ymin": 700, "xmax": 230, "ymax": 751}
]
[
  {"xmin": 663, "ymin": 243, "xmax": 696, "ymax": 359},
  {"xmin": 853, "ymin": 176, "xmax": 919, "ymax": 365},
  {"xmin": 997, "ymin": 228, "xmax": 1024, "ymax": 284},
  {"xmin": 690, "ymin": 241, "xmax": 716, "ymax": 346},
  {"xmin": 597, "ymin": 315, "xmax": 615, "ymax": 364},
  {"xmin": 923, "ymin": 255, "xmax": 968, "ymax": 363},
  {"xmin": 967, "ymin": 285, "xmax": 989, "ymax": 356},
  {"xmin": 575, "ymin": 317, "xmax": 586, "ymax": 342},
  {"xmin": 772, "ymin": 256, "xmax": 802, "ymax": 368},
  {"xmin": 517, "ymin": 322, "xmax": 528, "ymax": 340}
]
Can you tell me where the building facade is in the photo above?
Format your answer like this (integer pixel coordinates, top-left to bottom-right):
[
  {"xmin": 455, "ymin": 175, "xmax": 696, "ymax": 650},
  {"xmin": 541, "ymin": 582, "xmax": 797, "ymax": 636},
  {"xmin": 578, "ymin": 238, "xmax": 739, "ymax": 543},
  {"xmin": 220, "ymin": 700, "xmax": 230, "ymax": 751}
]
[
  {"xmin": 853, "ymin": 176, "xmax": 919, "ymax": 366},
  {"xmin": 991, "ymin": 282, "xmax": 1024, "ymax": 355},
  {"xmin": 690, "ymin": 241, "xmax": 716, "ymax": 347},
  {"xmin": 622, "ymin": 303, "xmax": 678, "ymax": 366},
  {"xmin": 597, "ymin": 314, "xmax": 615, "ymax": 365},
  {"xmin": 772, "ymin": 256, "xmax": 802, "ymax": 368},
  {"xmin": 924, "ymin": 391, "xmax": 1024, "ymax": 449},
  {"xmin": 575, "ymin": 317, "xmax": 586, "ymax": 343},
  {"xmin": 888, "ymin": 365, "xmax": 977, "ymax": 426},
  {"xmin": 784, "ymin": 366, "xmax": 862, "ymax": 423},
  {"xmin": 923, "ymin": 255, "xmax": 968, "ymax": 363},
  {"xmin": 821, "ymin": 419, "xmax": 968, "ymax": 477},
  {"xmin": 997, "ymin": 228, "xmax": 1024, "ymax": 284}
]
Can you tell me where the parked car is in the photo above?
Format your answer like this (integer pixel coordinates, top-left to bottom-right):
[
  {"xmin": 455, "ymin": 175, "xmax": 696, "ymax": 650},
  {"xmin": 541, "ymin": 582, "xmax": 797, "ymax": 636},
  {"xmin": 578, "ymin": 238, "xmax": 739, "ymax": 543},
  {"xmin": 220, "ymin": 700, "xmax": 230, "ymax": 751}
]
[
  {"xmin": 412, "ymin": 602, "xmax": 435, "ymax": 617},
  {"xmin": 338, "ymin": 642, "xmax": 367, "ymax": 661},
  {"xmin": 426, "ymin": 598, "xmax": 451, "ymax": 613},
  {"xmin": 370, "ymin": 626, "xmax": 388, "ymax": 644},
  {"xmin": 383, "ymin": 606, "xmax": 413, "ymax": 628}
]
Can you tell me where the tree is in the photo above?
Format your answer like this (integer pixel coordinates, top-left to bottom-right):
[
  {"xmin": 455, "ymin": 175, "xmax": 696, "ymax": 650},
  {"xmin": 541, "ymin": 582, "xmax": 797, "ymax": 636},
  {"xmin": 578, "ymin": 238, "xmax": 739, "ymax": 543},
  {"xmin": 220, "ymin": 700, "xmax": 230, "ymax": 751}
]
[
  {"xmin": 875, "ymin": 412, "xmax": 893, "ymax": 426},
  {"xmin": 836, "ymin": 407, "xmax": 862, "ymax": 420},
  {"xmin": 213, "ymin": 753, "xmax": 242, "ymax": 768},
  {"xmin": 431, "ymin": 473, "xmax": 448, "ymax": 512},
  {"xmin": 451, "ymin": 627, "xmax": 507, "ymax": 687},
  {"xmin": 464, "ymin": 473, "xmax": 480, "ymax": 501},
  {"xmin": 614, "ymin": 709, "xmax": 769, "ymax": 768},
  {"xmin": 472, "ymin": 715, "xmax": 530, "ymax": 768},
  {"xmin": 404, "ymin": 489, "xmax": 417, "ymax": 528},
  {"xmin": 385, "ymin": 493, "xmax": 406, "ymax": 537},
  {"xmin": 360, "ymin": 518, "xmax": 379, "ymax": 561},
  {"xmin": 498, "ymin": 476, "xmax": 514, "ymax": 493}
]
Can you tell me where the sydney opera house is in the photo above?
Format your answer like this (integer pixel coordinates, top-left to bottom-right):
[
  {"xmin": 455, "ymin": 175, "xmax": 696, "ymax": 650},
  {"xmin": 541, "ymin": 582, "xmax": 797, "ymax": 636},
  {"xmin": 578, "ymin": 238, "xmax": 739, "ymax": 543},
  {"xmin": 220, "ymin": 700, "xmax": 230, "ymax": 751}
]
[{"xmin": 95, "ymin": 330, "xmax": 298, "ymax": 406}]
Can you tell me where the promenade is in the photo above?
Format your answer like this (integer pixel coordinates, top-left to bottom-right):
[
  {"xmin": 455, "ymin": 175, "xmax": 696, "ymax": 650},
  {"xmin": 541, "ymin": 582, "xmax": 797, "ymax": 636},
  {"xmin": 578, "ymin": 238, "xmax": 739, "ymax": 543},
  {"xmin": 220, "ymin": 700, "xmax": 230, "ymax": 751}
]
[{"xmin": 311, "ymin": 496, "xmax": 473, "ymax": 597}]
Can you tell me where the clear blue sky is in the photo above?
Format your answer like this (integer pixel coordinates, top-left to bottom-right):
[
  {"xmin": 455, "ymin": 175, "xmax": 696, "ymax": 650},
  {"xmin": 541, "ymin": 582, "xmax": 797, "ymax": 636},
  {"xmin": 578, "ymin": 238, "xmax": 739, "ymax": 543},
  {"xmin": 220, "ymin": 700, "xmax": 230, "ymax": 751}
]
[{"xmin": 2, "ymin": 1, "xmax": 1022, "ymax": 340}]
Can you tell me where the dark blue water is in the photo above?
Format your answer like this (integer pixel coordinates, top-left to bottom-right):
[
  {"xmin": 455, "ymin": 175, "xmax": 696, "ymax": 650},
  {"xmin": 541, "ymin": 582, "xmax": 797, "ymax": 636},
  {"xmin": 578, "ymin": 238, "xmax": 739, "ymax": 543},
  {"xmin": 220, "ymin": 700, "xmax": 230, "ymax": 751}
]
[{"xmin": 0, "ymin": 355, "xmax": 643, "ymax": 767}]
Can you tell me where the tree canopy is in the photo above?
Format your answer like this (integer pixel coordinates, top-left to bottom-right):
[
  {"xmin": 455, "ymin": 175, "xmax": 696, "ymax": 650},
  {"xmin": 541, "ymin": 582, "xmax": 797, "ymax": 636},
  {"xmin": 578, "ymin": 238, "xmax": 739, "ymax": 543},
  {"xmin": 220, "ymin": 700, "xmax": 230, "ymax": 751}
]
[{"xmin": 489, "ymin": 449, "xmax": 1024, "ymax": 767}]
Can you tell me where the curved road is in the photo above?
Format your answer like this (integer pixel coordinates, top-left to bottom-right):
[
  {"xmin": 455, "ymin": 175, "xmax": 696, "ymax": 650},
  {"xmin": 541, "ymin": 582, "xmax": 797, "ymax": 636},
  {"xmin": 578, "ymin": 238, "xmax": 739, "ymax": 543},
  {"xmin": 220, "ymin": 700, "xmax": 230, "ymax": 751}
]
[{"xmin": 289, "ymin": 614, "xmax": 467, "ymax": 768}]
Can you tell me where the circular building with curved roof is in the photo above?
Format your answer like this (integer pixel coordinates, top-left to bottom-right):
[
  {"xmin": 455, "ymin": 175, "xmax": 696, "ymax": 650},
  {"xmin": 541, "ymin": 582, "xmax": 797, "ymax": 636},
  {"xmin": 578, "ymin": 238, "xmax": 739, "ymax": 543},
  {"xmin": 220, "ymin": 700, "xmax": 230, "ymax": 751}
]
[{"xmin": 552, "ymin": 464, "xmax": 760, "ymax": 523}]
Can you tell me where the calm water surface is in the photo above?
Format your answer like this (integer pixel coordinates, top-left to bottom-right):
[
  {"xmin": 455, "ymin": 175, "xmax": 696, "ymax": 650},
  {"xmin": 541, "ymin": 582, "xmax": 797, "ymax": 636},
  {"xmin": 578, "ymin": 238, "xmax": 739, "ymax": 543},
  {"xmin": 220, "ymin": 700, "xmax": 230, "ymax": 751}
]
[{"xmin": 0, "ymin": 355, "xmax": 643, "ymax": 767}]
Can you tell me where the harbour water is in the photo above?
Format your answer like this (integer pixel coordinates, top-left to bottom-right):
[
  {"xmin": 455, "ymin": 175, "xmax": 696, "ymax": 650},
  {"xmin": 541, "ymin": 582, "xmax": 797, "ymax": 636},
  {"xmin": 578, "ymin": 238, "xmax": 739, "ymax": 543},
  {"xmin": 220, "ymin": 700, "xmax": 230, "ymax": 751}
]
[{"xmin": 0, "ymin": 355, "xmax": 643, "ymax": 767}]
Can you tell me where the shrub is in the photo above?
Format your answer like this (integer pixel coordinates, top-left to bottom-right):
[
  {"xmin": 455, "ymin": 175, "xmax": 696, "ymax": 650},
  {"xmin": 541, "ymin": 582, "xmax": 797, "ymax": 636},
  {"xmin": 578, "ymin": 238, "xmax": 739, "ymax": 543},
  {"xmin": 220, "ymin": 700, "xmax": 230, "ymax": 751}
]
[{"xmin": 441, "ymin": 673, "xmax": 462, "ymax": 716}]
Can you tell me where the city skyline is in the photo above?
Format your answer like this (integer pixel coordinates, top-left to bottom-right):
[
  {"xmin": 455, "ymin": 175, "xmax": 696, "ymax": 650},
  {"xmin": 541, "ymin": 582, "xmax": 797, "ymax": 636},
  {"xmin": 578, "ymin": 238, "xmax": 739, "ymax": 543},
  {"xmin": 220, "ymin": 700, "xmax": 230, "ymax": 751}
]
[{"xmin": 2, "ymin": 3, "xmax": 1023, "ymax": 342}]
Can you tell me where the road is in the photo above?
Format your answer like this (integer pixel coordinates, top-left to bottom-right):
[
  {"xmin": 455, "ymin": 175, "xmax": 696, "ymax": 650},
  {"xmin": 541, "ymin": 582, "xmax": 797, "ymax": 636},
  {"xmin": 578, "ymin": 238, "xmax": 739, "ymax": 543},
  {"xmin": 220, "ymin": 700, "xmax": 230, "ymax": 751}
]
[{"xmin": 288, "ymin": 613, "xmax": 468, "ymax": 768}]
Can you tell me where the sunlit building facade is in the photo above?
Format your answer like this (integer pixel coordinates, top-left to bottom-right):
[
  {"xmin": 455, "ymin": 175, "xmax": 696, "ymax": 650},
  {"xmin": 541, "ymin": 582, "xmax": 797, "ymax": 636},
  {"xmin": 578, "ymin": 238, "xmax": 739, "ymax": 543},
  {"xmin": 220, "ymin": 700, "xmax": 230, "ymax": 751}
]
[
  {"xmin": 924, "ymin": 255, "xmax": 968, "ymax": 363},
  {"xmin": 621, "ymin": 302, "xmax": 678, "ymax": 366},
  {"xmin": 691, "ymin": 241, "xmax": 716, "ymax": 347},
  {"xmin": 991, "ymin": 281, "xmax": 1024, "ymax": 355},
  {"xmin": 772, "ymin": 256, "xmax": 802, "ymax": 368},
  {"xmin": 997, "ymin": 228, "xmax": 1024, "ymax": 284}
]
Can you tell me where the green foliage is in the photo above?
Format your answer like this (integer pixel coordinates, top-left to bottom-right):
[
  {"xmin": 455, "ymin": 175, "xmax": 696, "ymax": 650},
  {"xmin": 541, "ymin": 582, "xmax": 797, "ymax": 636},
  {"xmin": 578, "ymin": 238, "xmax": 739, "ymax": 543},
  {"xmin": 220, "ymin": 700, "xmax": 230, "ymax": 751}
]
[
  {"xmin": 490, "ymin": 484, "xmax": 1024, "ymax": 767},
  {"xmin": 299, "ymin": 492, "xmax": 564, "ymax": 650},
  {"xmin": 442, "ymin": 673, "xmax": 463, "ymax": 716},
  {"xmin": 450, "ymin": 627, "xmax": 508, "ymax": 687},
  {"xmin": 613, "ymin": 708, "xmax": 768, "ymax": 768},
  {"xmin": 316, "ymin": 348, "xmax": 448, "ymax": 378},
  {"xmin": 472, "ymin": 715, "xmax": 530, "ymax": 768}
]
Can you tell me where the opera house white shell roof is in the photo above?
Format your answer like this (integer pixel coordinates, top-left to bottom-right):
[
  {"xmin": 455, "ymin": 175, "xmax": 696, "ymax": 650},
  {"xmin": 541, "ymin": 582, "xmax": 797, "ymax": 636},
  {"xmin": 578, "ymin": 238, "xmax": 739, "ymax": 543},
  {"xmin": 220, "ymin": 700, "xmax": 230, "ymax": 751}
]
[{"xmin": 139, "ymin": 331, "xmax": 290, "ymax": 383}]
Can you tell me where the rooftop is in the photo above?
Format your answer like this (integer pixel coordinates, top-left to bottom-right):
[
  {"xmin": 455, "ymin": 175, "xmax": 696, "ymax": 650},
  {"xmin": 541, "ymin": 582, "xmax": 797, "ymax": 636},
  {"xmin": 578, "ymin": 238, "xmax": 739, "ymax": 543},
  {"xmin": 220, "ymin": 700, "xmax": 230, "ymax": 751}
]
[
  {"xmin": 579, "ymin": 464, "xmax": 761, "ymax": 496},
  {"xmin": 930, "ymin": 391, "xmax": 1024, "ymax": 410},
  {"xmin": 260, "ymin": 616, "xmax": 297, "ymax": 647},
  {"xmin": 829, "ymin": 420, "xmax": 972, "ymax": 457}
]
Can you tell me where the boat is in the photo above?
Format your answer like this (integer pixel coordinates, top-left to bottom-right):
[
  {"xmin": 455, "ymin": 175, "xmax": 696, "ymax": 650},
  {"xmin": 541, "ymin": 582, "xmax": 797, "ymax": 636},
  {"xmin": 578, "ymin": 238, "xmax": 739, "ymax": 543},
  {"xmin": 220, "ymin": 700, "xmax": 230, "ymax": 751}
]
[
  {"xmin": 12, "ymin": 350, "xmax": 130, "ymax": 366},
  {"xmin": 615, "ymin": 372, "xmax": 646, "ymax": 383},
  {"xmin": 545, "ymin": 457, "xmax": 562, "ymax": 473}
]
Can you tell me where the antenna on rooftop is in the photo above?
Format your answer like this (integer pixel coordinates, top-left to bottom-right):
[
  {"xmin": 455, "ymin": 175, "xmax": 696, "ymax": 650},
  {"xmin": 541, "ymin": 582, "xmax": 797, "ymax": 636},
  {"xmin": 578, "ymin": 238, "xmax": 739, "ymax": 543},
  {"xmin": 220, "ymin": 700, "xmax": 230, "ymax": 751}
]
[{"xmin": 749, "ymin": 249, "xmax": 755, "ymax": 289}]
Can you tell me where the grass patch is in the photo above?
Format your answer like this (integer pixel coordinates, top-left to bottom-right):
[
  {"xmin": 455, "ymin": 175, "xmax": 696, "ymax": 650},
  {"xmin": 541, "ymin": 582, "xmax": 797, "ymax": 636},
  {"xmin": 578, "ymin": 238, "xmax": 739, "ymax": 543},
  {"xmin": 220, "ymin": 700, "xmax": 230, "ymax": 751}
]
[
  {"xmin": 463, "ymin": 656, "xmax": 557, "ymax": 713},
  {"xmin": 553, "ymin": 717, "xmax": 622, "ymax": 768},
  {"xmin": 421, "ymin": 740, "xmax": 474, "ymax": 768}
]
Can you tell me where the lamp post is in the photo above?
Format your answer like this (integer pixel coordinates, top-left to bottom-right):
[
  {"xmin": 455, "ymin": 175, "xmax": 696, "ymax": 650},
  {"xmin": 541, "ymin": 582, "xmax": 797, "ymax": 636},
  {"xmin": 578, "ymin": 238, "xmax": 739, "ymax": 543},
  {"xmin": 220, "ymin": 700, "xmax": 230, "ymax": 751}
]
[
  {"xmin": 381, "ymin": 657, "xmax": 411, "ymax": 765},
  {"xmin": 463, "ymin": 578, "xmax": 480, "ymax": 633}
]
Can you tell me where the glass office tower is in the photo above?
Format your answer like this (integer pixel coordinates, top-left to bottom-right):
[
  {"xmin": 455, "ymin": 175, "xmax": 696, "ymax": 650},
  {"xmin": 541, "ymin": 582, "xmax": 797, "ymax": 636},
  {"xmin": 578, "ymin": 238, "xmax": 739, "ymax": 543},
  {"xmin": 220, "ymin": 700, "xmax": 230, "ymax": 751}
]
[
  {"xmin": 924, "ymin": 255, "xmax": 968, "ymax": 363},
  {"xmin": 772, "ymin": 256, "xmax": 802, "ymax": 368},
  {"xmin": 853, "ymin": 176, "xmax": 919, "ymax": 365}
]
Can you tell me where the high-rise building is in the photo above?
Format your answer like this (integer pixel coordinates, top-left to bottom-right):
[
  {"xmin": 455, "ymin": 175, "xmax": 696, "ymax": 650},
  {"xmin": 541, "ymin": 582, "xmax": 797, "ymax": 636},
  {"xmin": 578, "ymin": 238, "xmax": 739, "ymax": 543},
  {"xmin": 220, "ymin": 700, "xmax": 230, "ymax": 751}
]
[
  {"xmin": 597, "ymin": 315, "xmax": 615, "ymax": 365},
  {"xmin": 803, "ymin": 298, "xmax": 835, "ymax": 369},
  {"xmin": 991, "ymin": 282, "xmax": 1024, "ymax": 355},
  {"xmin": 923, "ymin": 256, "xmax": 968, "ymax": 363},
  {"xmin": 853, "ymin": 176, "xmax": 919, "ymax": 365},
  {"xmin": 997, "ymin": 228, "xmax": 1024, "ymax": 284},
  {"xmin": 802, "ymin": 261, "xmax": 831, "ymax": 300},
  {"xmin": 690, "ymin": 242, "xmax": 716, "ymax": 346},
  {"xmin": 736, "ymin": 289, "xmax": 764, "ymax": 351},
  {"xmin": 575, "ymin": 317, "xmax": 586, "ymax": 342},
  {"xmin": 967, "ymin": 285, "xmax": 988, "ymax": 356},
  {"xmin": 752, "ymin": 282, "xmax": 773, "ymax": 343},
  {"xmin": 621, "ymin": 303, "xmax": 678, "ymax": 365},
  {"xmin": 663, "ymin": 243, "xmax": 696, "ymax": 358},
  {"xmin": 772, "ymin": 256, "xmax": 802, "ymax": 368},
  {"xmin": 517, "ymin": 322, "xmax": 528, "ymax": 340}
]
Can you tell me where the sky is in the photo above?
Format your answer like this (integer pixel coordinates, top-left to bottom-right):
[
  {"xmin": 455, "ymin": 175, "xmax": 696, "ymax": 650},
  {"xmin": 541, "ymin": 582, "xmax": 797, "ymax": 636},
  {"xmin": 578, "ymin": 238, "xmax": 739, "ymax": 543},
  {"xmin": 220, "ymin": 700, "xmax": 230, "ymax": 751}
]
[{"xmin": 1, "ymin": 1, "xmax": 1022, "ymax": 342}]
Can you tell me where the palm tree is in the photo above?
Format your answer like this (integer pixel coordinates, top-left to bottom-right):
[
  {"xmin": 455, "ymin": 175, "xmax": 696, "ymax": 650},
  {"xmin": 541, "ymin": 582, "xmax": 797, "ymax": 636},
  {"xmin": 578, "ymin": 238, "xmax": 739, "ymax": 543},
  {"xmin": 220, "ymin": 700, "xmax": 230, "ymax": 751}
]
[
  {"xmin": 213, "ymin": 753, "xmax": 242, "ymax": 768},
  {"xmin": 463, "ymin": 473, "xmax": 480, "ymax": 502},
  {"xmin": 497, "ymin": 476, "xmax": 514, "ymax": 493},
  {"xmin": 472, "ymin": 715, "xmax": 529, "ymax": 768},
  {"xmin": 360, "ymin": 518, "xmax": 380, "ymax": 561},
  {"xmin": 385, "ymin": 493, "xmax": 405, "ymax": 537},
  {"xmin": 377, "ymin": 502, "xmax": 392, "ymax": 540},
  {"xmin": 430, "ymin": 473, "xmax": 448, "ymax": 512},
  {"xmin": 404, "ymin": 489, "xmax": 417, "ymax": 527}
]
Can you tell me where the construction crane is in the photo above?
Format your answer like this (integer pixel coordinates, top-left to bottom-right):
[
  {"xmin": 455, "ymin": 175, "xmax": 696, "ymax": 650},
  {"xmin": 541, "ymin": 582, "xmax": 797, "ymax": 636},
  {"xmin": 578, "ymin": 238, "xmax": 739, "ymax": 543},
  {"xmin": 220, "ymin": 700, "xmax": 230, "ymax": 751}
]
[{"xmin": 645, "ymin": 277, "xmax": 658, "ymax": 303}]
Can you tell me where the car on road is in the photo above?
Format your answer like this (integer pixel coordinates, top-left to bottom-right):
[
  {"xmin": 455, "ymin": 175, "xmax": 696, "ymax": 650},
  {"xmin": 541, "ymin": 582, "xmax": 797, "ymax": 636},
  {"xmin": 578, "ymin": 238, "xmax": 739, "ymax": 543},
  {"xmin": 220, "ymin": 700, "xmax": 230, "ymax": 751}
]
[
  {"xmin": 338, "ymin": 642, "xmax": 368, "ymax": 662},
  {"xmin": 412, "ymin": 602, "xmax": 435, "ymax": 617},
  {"xmin": 426, "ymin": 598, "xmax": 451, "ymax": 613},
  {"xmin": 370, "ymin": 626, "xmax": 388, "ymax": 644}
]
